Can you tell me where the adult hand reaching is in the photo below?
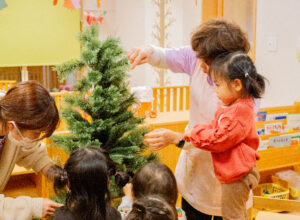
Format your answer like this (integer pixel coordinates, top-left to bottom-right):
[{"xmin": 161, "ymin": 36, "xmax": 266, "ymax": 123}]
[
  {"xmin": 42, "ymin": 198, "xmax": 63, "ymax": 218},
  {"xmin": 127, "ymin": 46, "xmax": 153, "ymax": 70},
  {"xmin": 144, "ymin": 128, "xmax": 183, "ymax": 151}
]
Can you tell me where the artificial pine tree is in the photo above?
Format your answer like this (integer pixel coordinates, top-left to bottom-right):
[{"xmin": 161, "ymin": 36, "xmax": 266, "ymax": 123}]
[{"xmin": 52, "ymin": 25, "xmax": 156, "ymax": 198}]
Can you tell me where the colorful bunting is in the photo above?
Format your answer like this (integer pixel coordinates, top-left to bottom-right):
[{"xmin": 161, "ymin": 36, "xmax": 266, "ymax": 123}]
[
  {"xmin": 85, "ymin": 10, "xmax": 106, "ymax": 25},
  {"xmin": 86, "ymin": 15, "xmax": 103, "ymax": 25},
  {"xmin": 63, "ymin": 0, "xmax": 75, "ymax": 10},
  {"xmin": 71, "ymin": 0, "xmax": 81, "ymax": 9},
  {"xmin": 0, "ymin": 0, "xmax": 7, "ymax": 11}
]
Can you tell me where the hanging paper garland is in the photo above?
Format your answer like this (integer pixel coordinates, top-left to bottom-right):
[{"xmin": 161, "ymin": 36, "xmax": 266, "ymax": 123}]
[
  {"xmin": 71, "ymin": 0, "xmax": 81, "ymax": 9},
  {"xmin": 0, "ymin": 0, "xmax": 7, "ymax": 11},
  {"xmin": 85, "ymin": 10, "xmax": 106, "ymax": 26},
  {"xmin": 63, "ymin": 0, "xmax": 75, "ymax": 10}
]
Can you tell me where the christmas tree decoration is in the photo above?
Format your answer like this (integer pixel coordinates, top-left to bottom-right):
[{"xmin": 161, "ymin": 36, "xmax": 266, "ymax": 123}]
[
  {"xmin": 74, "ymin": 107, "xmax": 93, "ymax": 123},
  {"xmin": 0, "ymin": 0, "xmax": 7, "ymax": 11},
  {"xmin": 53, "ymin": 25, "xmax": 157, "ymax": 198}
]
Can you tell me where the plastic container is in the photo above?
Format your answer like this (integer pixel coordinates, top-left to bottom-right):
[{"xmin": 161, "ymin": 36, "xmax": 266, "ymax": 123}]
[
  {"xmin": 258, "ymin": 183, "xmax": 289, "ymax": 199},
  {"xmin": 276, "ymin": 170, "xmax": 300, "ymax": 198},
  {"xmin": 254, "ymin": 176, "xmax": 289, "ymax": 200}
]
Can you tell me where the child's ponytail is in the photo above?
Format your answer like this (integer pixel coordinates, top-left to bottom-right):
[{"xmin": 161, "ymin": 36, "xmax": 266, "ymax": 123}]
[
  {"xmin": 102, "ymin": 149, "xmax": 130, "ymax": 187},
  {"xmin": 114, "ymin": 172, "xmax": 130, "ymax": 188},
  {"xmin": 125, "ymin": 195, "xmax": 177, "ymax": 220},
  {"xmin": 244, "ymin": 71, "xmax": 266, "ymax": 99},
  {"xmin": 126, "ymin": 200, "xmax": 146, "ymax": 220},
  {"xmin": 49, "ymin": 165, "xmax": 69, "ymax": 193},
  {"xmin": 210, "ymin": 51, "xmax": 267, "ymax": 99}
]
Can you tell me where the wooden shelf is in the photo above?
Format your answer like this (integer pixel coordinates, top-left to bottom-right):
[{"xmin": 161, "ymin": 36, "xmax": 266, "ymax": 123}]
[
  {"xmin": 3, "ymin": 174, "xmax": 39, "ymax": 198},
  {"xmin": 257, "ymin": 144, "xmax": 300, "ymax": 172},
  {"xmin": 11, "ymin": 165, "xmax": 35, "ymax": 176}
]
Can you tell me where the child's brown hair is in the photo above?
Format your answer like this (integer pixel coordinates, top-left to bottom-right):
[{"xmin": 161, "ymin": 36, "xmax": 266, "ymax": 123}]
[
  {"xmin": 191, "ymin": 18, "xmax": 250, "ymax": 62},
  {"xmin": 125, "ymin": 195, "xmax": 176, "ymax": 220},
  {"xmin": 0, "ymin": 81, "xmax": 59, "ymax": 138},
  {"xmin": 132, "ymin": 162, "xmax": 178, "ymax": 206}
]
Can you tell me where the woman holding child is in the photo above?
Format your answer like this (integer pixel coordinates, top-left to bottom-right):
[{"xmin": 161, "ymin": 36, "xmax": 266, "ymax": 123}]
[{"xmin": 128, "ymin": 18, "xmax": 255, "ymax": 220}]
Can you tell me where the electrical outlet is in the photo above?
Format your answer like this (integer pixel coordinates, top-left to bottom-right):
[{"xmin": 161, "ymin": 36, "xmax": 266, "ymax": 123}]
[{"xmin": 267, "ymin": 37, "xmax": 277, "ymax": 52}]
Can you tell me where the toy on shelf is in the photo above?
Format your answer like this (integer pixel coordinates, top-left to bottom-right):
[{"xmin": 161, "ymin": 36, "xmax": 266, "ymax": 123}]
[
  {"xmin": 131, "ymin": 86, "xmax": 156, "ymax": 118},
  {"xmin": 59, "ymin": 84, "xmax": 73, "ymax": 91},
  {"xmin": 254, "ymin": 176, "xmax": 289, "ymax": 200},
  {"xmin": 256, "ymin": 111, "xmax": 267, "ymax": 121},
  {"xmin": 276, "ymin": 170, "xmax": 300, "ymax": 198}
]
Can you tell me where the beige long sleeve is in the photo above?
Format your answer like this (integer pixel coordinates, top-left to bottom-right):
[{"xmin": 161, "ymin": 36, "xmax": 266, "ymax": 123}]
[
  {"xmin": 16, "ymin": 142, "xmax": 52, "ymax": 173},
  {"xmin": 0, "ymin": 194, "xmax": 43, "ymax": 220}
]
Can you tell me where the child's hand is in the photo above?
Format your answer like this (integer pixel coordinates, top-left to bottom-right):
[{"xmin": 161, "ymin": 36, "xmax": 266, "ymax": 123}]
[
  {"xmin": 123, "ymin": 183, "xmax": 133, "ymax": 198},
  {"xmin": 184, "ymin": 129, "xmax": 192, "ymax": 142}
]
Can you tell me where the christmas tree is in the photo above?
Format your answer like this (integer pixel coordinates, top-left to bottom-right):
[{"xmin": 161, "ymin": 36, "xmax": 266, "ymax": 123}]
[{"xmin": 52, "ymin": 25, "xmax": 156, "ymax": 197}]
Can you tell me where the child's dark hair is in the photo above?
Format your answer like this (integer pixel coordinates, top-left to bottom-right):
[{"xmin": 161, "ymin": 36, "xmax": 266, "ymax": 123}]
[
  {"xmin": 125, "ymin": 195, "xmax": 176, "ymax": 220},
  {"xmin": 53, "ymin": 207, "xmax": 75, "ymax": 220},
  {"xmin": 209, "ymin": 51, "xmax": 266, "ymax": 98},
  {"xmin": 53, "ymin": 146, "xmax": 129, "ymax": 220},
  {"xmin": 132, "ymin": 162, "xmax": 178, "ymax": 206}
]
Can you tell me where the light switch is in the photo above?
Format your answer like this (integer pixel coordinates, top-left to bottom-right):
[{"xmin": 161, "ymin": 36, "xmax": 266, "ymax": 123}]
[{"xmin": 267, "ymin": 37, "xmax": 277, "ymax": 52}]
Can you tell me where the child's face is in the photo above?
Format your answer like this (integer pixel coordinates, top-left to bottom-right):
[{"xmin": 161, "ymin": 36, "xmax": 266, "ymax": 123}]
[{"xmin": 212, "ymin": 74, "xmax": 242, "ymax": 106}]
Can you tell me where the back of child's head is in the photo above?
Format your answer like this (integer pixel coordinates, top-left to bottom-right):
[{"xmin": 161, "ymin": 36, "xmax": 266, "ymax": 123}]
[
  {"xmin": 209, "ymin": 51, "xmax": 266, "ymax": 99},
  {"xmin": 0, "ymin": 81, "xmax": 59, "ymax": 138},
  {"xmin": 54, "ymin": 146, "xmax": 129, "ymax": 220},
  {"xmin": 191, "ymin": 18, "xmax": 250, "ymax": 61},
  {"xmin": 54, "ymin": 207, "xmax": 75, "ymax": 220},
  {"xmin": 125, "ymin": 195, "xmax": 177, "ymax": 220},
  {"xmin": 132, "ymin": 162, "xmax": 178, "ymax": 206}
]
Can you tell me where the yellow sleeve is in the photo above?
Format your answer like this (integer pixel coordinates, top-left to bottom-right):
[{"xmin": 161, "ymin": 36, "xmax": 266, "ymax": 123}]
[{"xmin": 0, "ymin": 194, "xmax": 43, "ymax": 220}]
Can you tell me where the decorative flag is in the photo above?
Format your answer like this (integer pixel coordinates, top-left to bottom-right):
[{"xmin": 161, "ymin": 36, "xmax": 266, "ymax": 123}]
[
  {"xmin": 0, "ymin": 0, "xmax": 7, "ymax": 11},
  {"xmin": 64, "ymin": 0, "xmax": 75, "ymax": 10},
  {"xmin": 71, "ymin": 0, "xmax": 81, "ymax": 9},
  {"xmin": 53, "ymin": 0, "xmax": 58, "ymax": 6},
  {"xmin": 86, "ymin": 15, "xmax": 103, "ymax": 25},
  {"xmin": 97, "ymin": 0, "xmax": 100, "ymax": 8},
  {"xmin": 85, "ymin": 11, "xmax": 106, "ymax": 25}
]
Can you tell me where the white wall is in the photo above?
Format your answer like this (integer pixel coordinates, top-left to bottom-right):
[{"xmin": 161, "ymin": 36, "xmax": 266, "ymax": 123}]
[
  {"xmin": 92, "ymin": 0, "xmax": 201, "ymax": 87},
  {"xmin": 256, "ymin": 0, "xmax": 300, "ymax": 107}
]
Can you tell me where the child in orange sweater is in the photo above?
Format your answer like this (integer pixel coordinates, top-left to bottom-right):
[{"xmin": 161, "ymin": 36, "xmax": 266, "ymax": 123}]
[{"xmin": 184, "ymin": 51, "xmax": 266, "ymax": 220}]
